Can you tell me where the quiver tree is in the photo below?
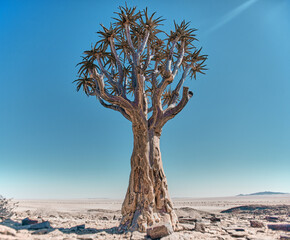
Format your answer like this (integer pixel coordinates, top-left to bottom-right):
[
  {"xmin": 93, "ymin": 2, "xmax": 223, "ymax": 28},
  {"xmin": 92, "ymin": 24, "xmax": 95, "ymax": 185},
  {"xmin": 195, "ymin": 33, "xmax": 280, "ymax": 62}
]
[{"xmin": 74, "ymin": 5, "xmax": 207, "ymax": 232}]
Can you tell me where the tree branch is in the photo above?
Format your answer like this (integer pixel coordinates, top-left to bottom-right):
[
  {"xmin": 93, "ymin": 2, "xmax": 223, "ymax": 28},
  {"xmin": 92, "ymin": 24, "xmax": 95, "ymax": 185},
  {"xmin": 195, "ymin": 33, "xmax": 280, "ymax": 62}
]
[
  {"xmin": 96, "ymin": 55, "xmax": 115, "ymax": 86},
  {"xmin": 167, "ymin": 64, "xmax": 191, "ymax": 107},
  {"xmin": 109, "ymin": 37, "xmax": 124, "ymax": 82},
  {"xmin": 172, "ymin": 42, "xmax": 185, "ymax": 78},
  {"xmin": 138, "ymin": 30, "xmax": 150, "ymax": 55},
  {"xmin": 165, "ymin": 38, "xmax": 179, "ymax": 72},
  {"xmin": 157, "ymin": 86, "xmax": 193, "ymax": 128},
  {"xmin": 98, "ymin": 97, "xmax": 131, "ymax": 121},
  {"xmin": 142, "ymin": 42, "xmax": 153, "ymax": 71},
  {"xmin": 89, "ymin": 68, "xmax": 134, "ymax": 117}
]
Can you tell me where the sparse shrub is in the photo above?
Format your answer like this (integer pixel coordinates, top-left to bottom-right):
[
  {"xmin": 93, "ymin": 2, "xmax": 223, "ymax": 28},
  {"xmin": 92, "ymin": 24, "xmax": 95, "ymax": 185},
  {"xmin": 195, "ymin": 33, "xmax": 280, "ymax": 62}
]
[{"xmin": 0, "ymin": 195, "xmax": 17, "ymax": 220}]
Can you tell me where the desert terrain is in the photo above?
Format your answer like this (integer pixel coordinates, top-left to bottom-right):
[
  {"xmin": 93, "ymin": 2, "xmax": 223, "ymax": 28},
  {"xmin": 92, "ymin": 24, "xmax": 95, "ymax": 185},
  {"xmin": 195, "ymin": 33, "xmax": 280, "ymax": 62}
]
[{"xmin": 1, "ymin": 194, "xmax": 290, "ymax": 239}]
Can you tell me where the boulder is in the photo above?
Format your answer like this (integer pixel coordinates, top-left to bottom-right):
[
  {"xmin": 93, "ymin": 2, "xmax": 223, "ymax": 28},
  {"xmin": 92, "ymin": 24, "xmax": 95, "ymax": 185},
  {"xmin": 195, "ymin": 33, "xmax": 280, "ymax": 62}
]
[
  {"xmin": 250, "ymin": 220, "xmax": 265, "ymax": 228},
  {"xmin": 147, "ymin": 223, "xmax": 173, "ymax": 239}
]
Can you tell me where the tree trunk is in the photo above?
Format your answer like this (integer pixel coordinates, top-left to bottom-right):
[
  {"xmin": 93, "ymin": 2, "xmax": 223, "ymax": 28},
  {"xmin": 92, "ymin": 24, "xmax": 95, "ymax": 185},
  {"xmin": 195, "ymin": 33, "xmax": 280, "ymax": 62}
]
[
  {"xmin": 149, "ymin": 129, "xmax": 178, "ymax": 230},
  {"xmin": 119, "ymin": 124, "xmax": 178, "ymax": 232}
]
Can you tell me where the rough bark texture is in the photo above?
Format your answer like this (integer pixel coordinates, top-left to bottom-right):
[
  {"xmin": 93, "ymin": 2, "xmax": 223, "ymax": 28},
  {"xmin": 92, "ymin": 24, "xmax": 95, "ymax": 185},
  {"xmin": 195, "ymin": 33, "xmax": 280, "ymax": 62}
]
[{"xmin": 119, "ymin": 125, "xmax": 178, "ymax": 232}]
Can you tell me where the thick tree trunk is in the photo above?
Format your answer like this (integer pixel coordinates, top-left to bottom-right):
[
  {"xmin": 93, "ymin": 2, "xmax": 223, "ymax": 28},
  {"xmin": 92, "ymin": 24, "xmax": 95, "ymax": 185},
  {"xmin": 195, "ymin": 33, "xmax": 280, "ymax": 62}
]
[{"xmin": 119, "ymin": 123, "xmax": 178, "ymax": 232}]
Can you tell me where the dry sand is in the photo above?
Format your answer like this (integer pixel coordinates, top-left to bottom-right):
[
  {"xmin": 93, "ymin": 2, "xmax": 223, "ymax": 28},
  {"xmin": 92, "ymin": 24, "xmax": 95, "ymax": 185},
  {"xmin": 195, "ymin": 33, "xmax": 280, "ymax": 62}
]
[{"xmin": 1, "ymin": 195, "xmax": 290, "ymax": 239}]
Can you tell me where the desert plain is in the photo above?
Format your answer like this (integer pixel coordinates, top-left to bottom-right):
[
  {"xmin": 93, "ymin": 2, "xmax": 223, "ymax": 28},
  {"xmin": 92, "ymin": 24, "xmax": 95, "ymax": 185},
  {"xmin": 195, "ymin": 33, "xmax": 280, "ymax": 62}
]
[{"xmin": 1, "ymin": 194, "xmax": 290, "ymax": 239}]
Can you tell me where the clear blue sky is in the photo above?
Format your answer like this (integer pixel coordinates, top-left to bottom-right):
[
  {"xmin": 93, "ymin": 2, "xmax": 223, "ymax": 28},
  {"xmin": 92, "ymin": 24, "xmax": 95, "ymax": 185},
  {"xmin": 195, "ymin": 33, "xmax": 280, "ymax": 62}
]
[{"xmin": 0, "ymin": 0, "xmax": 289, "ymax": 199}]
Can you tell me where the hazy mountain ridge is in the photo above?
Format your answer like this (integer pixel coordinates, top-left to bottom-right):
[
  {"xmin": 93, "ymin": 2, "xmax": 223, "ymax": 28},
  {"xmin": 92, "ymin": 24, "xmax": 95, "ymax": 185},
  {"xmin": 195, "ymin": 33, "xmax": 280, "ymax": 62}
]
[{"xmin": 237, "ymin": 191, "xmax": 288, "ymax": 196}]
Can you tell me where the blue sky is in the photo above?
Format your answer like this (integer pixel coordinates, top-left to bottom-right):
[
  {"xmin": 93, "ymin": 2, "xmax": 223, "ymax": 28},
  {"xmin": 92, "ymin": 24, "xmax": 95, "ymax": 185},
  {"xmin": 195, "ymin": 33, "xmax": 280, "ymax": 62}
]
[{"xmin": 0, "ymin": 0, "xmax": 289, "ymax": 199}]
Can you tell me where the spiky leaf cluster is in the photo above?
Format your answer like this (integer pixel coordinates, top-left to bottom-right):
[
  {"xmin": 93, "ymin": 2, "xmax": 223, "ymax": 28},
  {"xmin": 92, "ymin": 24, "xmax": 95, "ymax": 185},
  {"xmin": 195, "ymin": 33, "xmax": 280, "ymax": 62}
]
[{"xmin": 75, "ymin": 4, "xmax": 207, "ymax": 110}]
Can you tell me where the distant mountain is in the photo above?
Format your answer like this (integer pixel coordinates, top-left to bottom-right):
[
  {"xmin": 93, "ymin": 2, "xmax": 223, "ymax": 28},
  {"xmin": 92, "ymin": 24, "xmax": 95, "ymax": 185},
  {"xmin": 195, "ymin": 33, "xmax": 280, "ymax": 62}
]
[{"xmin": 237, "ymin": 191, "xmax": 288, "ymax": 196}]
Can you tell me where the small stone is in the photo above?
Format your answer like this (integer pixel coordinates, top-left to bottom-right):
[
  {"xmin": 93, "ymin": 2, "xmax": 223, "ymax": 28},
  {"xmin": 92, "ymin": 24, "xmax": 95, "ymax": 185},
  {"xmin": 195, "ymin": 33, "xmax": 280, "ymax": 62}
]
[
  {"xmin": 70, "ymin": 224, "xmax": 85, "ymax": 231},
  {"xmin": 21, "ymin": 217, "xmax": 39, "ymax": 226},
  {"xmin": 195, "ymin": 222, "xmax": 206, "ymax": 233},
  {"xmin": 29, "ymin": 221, "xmax": 51, "ymax": 230},
  {"xmin": 229, "ymin": 231, "xmax": 247, "ymax": 238},
  {"xmin": 178, "ymin": 217, "xmax": 196, "ymax": 224},
  {"xmin": 161, "ymin": 232, "xmax": 180, "ymax": 240},
  {"xmin": 266, "ymin": 216, "xmax": 279, "ymax": 222},
  {"xmin": 281, "ymin": 235, "xmax": 290, "ymax": 240},
  {"xmin": 32, "ymin": 229, "xmax": 50, "ymax": 235},
  {"xmin": 147, "ymin": 223, "xmax": 173, "ymax": 239},
  {"xmin": 0, "ymin": 225, "xmax": 17, "ymax": 236},
  {"xmin": 210, "ymin": 216, "xmax": 221, "ymax": 222},
  {"xmin": 180, "ymin": 223, "xmax": 195, "ymax": 231},
  {"xmin": 131, "ymin": 231, "xmax": 146, "ymax": 240},
  {"xmin": 77, "ymin": 237, "xmax": 94, "ymax": 240},
  {"xmin": 48, "ymin": 229, "xmax": 63, "ymax": 236},
  {"xmin": 250, "ymin": 220, "xmax": 265, "ymax": 228},
  {"xmin": 268, "ymin": 224, "xmax": 290, "ymax": 231}
]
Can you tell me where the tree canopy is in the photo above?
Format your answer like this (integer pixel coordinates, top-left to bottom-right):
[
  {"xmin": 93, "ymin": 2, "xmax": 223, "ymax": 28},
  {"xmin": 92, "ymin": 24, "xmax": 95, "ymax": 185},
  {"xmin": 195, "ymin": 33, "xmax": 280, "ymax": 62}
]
[{"xmin": 74, "ymin": 4, "xmax": 207, "ymax": 127}]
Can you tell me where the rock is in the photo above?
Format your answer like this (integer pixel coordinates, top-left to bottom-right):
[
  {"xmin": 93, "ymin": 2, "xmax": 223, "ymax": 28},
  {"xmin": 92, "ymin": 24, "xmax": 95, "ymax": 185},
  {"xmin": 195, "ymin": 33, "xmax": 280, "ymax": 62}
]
[
  {"xmin": 250, "ymin": 221, "xmax": 265, "ymax": 228},
  {"xmin": 77, "ymin": 237, "xmax": 94, "ymax": 240},
  {"xmin": 180, "ymin": 223, "xmax": 195, "ymax": 231},
  {"xmin": 228, "ymin": 230, "xmax": 247, "ymax": 238},
  {"xmin": 100, "ymin": 216, "xmax": 109, "ymax": 220},
  {"xmin": 266, "ymin": 216, "xmax": 279, "ymax": 222},
  {"xmin": 32, "ymin": 228, "xmax": 50, "ymax": 235},
  {"xmin": 0, "ymin": 225, "xmax": 17, "ymax": 236},
  {"xmin": 21, "ymin": 217, "xmax": 39, "ymax": 226},
  {"xmin": 179, "ymin": 217, "xmax": 197, "ymax": 224},
  {"xmin": 161, "ymin": 232, "xmax": 180, "ymax": 240},
  {"xmin": 147, "ymin": 223, "xmax": 173, "ymax": 239},
  {"xmin": 210, "ymin": 216, "xmax": 221, "ymax": 222},
  {"xmin": 195, "ymin": 222, "xmax": 206, "ymax": 233},
  {"xmin": 131, "ymin": 231, "xmax": 145, "ymax": 240},
  {"xmin": 268, "ymin": 224, "xmax": 290, "ymax": 231},
  {"xmin": 70, "ymin": 224, "xmax": 85, "ymax": 231},
  {"xmin": 48, "ymin": 229, "xmax": 63, "ymax": 236},
  {"xmin": 29, "ymin": 221, "xmax": 51, "ymax": 230},
  {"xmin": 281, "ymin": 236, "xmax": 290, "ymax": 240}
]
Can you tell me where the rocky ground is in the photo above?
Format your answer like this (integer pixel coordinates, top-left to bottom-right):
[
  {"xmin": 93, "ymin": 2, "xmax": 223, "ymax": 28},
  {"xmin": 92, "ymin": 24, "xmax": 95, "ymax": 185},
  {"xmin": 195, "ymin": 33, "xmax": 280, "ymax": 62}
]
[{"xmin": 0, "ymin": 196, "xmax": 290, "ymax": 239}]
